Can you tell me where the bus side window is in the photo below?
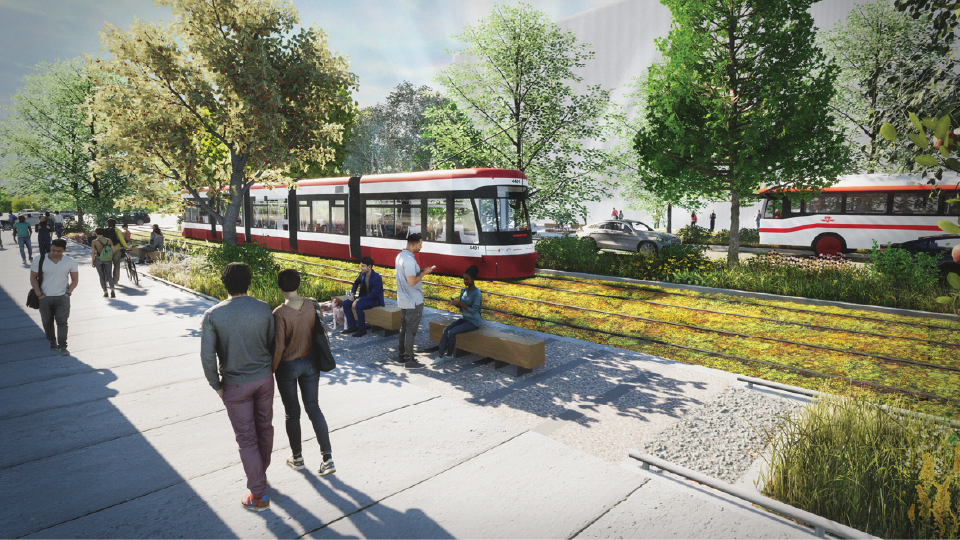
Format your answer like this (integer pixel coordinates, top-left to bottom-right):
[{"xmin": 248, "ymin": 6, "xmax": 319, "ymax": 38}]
[
  {"xmin": 893, "ymin": 193, "xmax": 937, "ymax": 215},
  {"xmin": 846, "ymin": 193, "xmax": 887, "ymax": 214},
  {"xmin": 943, "ymin": 192, "xmax": 960, "ymax": 216}
]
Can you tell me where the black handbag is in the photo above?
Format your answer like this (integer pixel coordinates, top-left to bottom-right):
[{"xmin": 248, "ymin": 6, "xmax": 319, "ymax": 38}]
[
  {"xmin": 311, "ymin": 301, "xmax": 337, "ymax": 372},
  {"xmin": 25, "ymin": 254, "xmax": 45, "ymax": 309}
]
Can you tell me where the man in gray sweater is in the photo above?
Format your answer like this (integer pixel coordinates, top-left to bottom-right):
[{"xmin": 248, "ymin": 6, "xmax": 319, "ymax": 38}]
[{"xmin": 200, "ymin": 263, "xmax": 276, "ymax": 512}]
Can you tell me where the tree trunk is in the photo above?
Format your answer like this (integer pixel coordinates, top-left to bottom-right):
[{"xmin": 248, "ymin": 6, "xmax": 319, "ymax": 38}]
[
  {"xmin": 727, "ymin": 190, "xmax": 741, "ymax": 270},
  {"xmin": 667, "ymin": 203, "xmax": 673, "ymax": 234},
  {"xmin": 221, "ymin": 155, "xmax": 245, "ymax": 246},
  {"xmin": 77, "ymin": 209, "xmax": 85, "ymax": 233}
]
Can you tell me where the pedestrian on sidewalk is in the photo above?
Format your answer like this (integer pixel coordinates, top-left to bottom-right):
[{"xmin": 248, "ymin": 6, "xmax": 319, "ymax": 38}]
[
  {"xmin": 106, "ymin": 218, "xmax": 128, "ymax": 285},
  {"xmin": 52, "ymin": 211, "xmax": 64, "ymax": 238},
  {"xmin": 755, "ymin": 209, "xmax": 762, "ymax": 230},
  {"xmin": 709, "ymin": 210, "xmax": 716, "ymax": 232},
  {"xmin": 13, "ymin": 215, "xmax": 33, "ymax": 264},
  {"xmin": 36, "ymin": 215, "xmax": 52, "ymax": 256},
  {"xmin": 91, "ymin": 228, "xmax": 116, "ymax": 298},
  {"xmin": 611, "ymin": 207, "xmax": 618, "ymax": 218},
  {"xmin": 691, "ymin": 212, "xmax": 698, "ymax": 227},
  {"xmin": 200, "ymin": 262, "xmax": 276, "ymax": 512},
  {"xmin": 8, "ymin": 212, "xmax": 16, "ymax": 244},
  {"xmin": 271, "ymin": 269, "xmax": 336, "ymax": 476},
  {"xmin": 433, "ymin": 265, "xmax": 483, "ymax": 366},
  {"xmin": 121, "ymin": 223, "xmax": 131, "ymax": 244},
  {"xmin": 30, "ymin": 239, "xmax": 78, "ymax": 356},
  {"xmin": 341, "ymin": 256, "xmax": 384, "ymax": 338},
  {"xmin": 618, "ymin": 209, "xmax": 624, "ymax": 220},
  {"xmin": 395, "ymin": 233, "xmax": 434, "ymax": 369}
]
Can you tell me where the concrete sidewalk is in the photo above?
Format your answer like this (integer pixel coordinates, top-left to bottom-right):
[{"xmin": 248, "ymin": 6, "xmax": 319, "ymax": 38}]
[{"xmin": 0, "ymin": 239, "xmax": 819, "ymax": 538}]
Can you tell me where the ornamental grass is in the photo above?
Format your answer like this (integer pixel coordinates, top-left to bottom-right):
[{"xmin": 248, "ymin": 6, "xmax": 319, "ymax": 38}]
[{"xmin": 762, "ymin": 394, "xmax": 960, "ymax": 539}]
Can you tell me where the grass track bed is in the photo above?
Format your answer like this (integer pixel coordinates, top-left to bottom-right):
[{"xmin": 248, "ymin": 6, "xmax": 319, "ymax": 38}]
[{"xmin": 137, "ymin": 231, "xmax": 960, "ymax": 416}]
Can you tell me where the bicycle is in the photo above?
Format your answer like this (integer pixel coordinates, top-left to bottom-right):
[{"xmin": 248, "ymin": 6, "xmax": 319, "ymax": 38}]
[{"xmin": 120, "ymin": 249, "xmax": 139, "ymax": 286}]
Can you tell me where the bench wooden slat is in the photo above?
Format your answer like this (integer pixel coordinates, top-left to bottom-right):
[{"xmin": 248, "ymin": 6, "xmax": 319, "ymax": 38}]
[{"xmin": 429, "ymin": 320, "xmax": 545, "ymax": 371}]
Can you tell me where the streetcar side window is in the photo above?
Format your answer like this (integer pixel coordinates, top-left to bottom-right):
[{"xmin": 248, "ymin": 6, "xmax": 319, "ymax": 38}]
[
  {"xmin": 252, "ymin": 199, "xmax": 285, "ymax": 229},
  {"xmin": 395, "ymin": 199, "xmax": 422, "ymax": 240},
  {"xmin": 365, "ymin": 199, "xmax": 395, "ymax": 238},
  {"xmin": 845, "ymin": 192, "xmax": 887, "ymax": 214},
  {"xmin": 331, "ymin": 200, "xmax": 347, "ymax": 234},
  {"xmin": 475, "ymin": 196, "xmax": 530, "ymax": 232},
  {"xmin": 762, "ymin": 199, "xmax": 782, "ymax": 219},
  {"xmin": 426, "ymin": 199, "xmax": 447, "ymax": 242},
  {"xmin": 453, "ymin": 199, "xmax": 480, "ymax": 244},
  {"xmin": 893, "ymin": 192, "xmax": 937, "ymax": 215}
]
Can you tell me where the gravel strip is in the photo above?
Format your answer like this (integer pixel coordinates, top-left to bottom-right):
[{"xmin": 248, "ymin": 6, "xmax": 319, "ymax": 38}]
[{"xmin": 639, "ymin": 387, "xmax": 801, "ymax": 483}]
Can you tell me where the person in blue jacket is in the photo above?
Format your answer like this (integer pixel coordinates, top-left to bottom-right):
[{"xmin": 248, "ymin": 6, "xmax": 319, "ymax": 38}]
[
  {"xmin": 342, "ymin": 256, "xmax": 384, "ymax": 338},
  {"xmin": 433, "ymin": 265, "xmax": 482, "ymax": 365}
]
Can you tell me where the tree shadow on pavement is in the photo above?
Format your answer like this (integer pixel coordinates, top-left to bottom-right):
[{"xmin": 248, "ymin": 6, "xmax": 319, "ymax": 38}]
[{"xmin": 0, "ymin": 244, "xmax": 232, "ymax": 538}]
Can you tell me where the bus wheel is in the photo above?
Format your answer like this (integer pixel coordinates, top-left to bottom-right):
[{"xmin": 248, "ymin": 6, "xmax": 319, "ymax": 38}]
[{"xmin": 812, "ymin": 233, "xmax": 846, "ymax": 256}]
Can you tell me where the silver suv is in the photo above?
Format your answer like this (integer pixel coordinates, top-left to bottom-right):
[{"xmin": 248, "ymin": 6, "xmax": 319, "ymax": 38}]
[{"xmin": 577, "ymin": 219, "xmax": 681, "ymax": 255}]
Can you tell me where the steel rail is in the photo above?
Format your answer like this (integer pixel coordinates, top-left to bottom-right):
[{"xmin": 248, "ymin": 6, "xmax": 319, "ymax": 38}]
[{"xmin": 286, "ymin": 257, "xmax": 960, "ymax": 376}]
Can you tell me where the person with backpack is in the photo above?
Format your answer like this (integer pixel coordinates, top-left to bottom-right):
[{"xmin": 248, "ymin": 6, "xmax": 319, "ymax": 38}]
[
  {"xmin": 13, "ymin": 215, "xmax": 33, "ymax": 264},
  {"xmin": 91, "ymin": 228, "xmax": 116, "ymax": 298},
  {"xmin": 105, "ymin": 218, "xmax": 128, "ymax": 284},
  {"xmin": 30, "ymin": 239, "xmax": 79, "ymax": 356},
  {"xmin": 271, "ymin": 269, "xmax": 336, "ymax": 477}
]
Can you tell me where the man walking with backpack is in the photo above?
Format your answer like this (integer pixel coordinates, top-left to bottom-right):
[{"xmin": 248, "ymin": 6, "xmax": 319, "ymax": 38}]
[
  {"xmin": 36, "ymin": 215, "xmax": 52, "ymax": 256},
  {"xmin": 30, "ymin": 239, "xmax": 79, "ymax": 356},
  {"xmin": 200, "ymin": 262, "xmax": 276, "ymax": 512}
]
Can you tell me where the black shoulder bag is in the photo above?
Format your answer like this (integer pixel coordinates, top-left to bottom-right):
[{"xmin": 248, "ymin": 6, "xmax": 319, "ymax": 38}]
[
  {"xmin": 26, "ymin": 254, "xmax": 46, "ymax": 309},
  {"xmin": 311, "ymin": 301, "xmax": 337, "ymax": 372}
]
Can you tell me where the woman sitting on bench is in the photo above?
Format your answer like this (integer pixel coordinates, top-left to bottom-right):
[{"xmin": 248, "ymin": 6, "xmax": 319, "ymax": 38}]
[{"xmin": 433, "ymin": 265, "xmax": 482, "ymax": 365}]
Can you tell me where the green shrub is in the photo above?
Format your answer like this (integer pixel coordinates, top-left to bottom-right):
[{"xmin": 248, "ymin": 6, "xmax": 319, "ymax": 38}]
[
  {"xmin": 870, "ymin": 241, "xmax": 940, "ymax": 291},
  {"xmin": 712, "ymin": 229, "xmax": 730, "ymax": 244},
  {"xmin": 762, "ymin": 394, "xmax": 960, "ymax": 539},
  {"xmin": 202, "ymin": 241, "xmax": 280, "ymax": 285},
  {"xmin": 675, "ymin": 224, "xmax": 712, "ymax": 244},
  {"xmin": 534, "ymin": 235, "xmax": 600, "ymax": 273},
  {"xmin": 739, "ymin": 227, "xmax": 760, "ymax": 243}
]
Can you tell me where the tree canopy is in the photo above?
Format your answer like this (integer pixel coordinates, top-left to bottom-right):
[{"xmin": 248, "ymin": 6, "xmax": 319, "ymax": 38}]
[
  {"xmin": 432, "ymin": 2, "xmax": 610, "ymax": 222},
  {"xmin": 0, "ymin": 58, "xmax": 139, "ymax": 230},
  {"xmin": 819, "ymin": 1, "xmax": 955, "ymax": 174},
  {"xmin": 634, "ymin": 0, "xmax": 850, "ymax": 267},
  {"xmin": 89, "ymin": 0, "xmax": 358, "ymax": 244}
]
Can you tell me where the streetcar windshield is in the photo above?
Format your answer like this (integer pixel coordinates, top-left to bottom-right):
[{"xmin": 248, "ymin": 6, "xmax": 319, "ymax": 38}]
[{"xmin": 476, "ymin": 186, "xmax": 530, "ymax": 233}]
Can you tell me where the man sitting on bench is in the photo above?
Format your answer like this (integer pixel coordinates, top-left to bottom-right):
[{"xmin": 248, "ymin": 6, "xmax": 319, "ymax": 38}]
[{"xmin": 342, "ymin": 256, "xmax": 384, "ymax": 338}]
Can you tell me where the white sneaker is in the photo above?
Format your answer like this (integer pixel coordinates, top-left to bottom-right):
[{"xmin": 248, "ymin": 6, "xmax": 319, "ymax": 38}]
[{"xmin": 319, "ymin": 458, "xmax": 336, "ymax": 476}]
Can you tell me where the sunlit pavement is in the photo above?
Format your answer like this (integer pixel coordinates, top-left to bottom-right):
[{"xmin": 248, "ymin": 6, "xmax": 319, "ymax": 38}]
[{"xmin": 0, "ymin": 237, "xmax": 820, "ymax": 539}]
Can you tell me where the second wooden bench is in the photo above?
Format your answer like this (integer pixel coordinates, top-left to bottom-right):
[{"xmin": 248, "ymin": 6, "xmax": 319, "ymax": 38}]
[{"xmin": 428, "ymin": 319, "xmax": 545, "ymax": 376}]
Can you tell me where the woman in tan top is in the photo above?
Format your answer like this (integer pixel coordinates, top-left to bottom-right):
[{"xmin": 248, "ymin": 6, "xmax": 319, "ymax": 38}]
[
  {"xmin": 90, "ymin": 228, "xmax": 115, "ymax": 298},
  {"xmin": 272, "ymin": 269, "xmax": 335, "ymax": 476}
]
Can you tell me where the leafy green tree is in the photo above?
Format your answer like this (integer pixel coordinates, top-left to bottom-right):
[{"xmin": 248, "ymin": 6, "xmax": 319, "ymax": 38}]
[
  {"xmin": 90, "ymin": 0, "xmax": 358, "ymax": 245},
  {"xmin": 0, "ymin": 58, "xmax": 136, "ymax": 231},
  {"xmin": 633, "ymin": 0, "xmax": 850, "ymax": 268},
  {"xmin": 343, "ymin": 82, "xmax": 446, "ymax": 175},
  {"xmin": 819, "ymin": 1, "xmax": 955, "ymax": 173},
  {"xmin": 432, "ymin": 3, "xmax": 610, "ymax": 220}
]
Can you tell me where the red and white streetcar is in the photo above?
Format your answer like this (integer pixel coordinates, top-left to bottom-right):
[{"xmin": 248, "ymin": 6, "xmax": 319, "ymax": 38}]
[
  {"xmin": 759, "ymin": 173, "xmax": 960, "ymax": 255},
  {"xmin": 181, "ymin": 168, "xmax": 538, "ymax": 278}
]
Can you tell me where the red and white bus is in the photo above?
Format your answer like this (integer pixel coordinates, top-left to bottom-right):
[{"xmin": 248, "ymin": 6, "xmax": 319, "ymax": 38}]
[
  {"xmin": 181, "ymin": 168, "xmax": 538, "ymax": 278},
  {"xmin": 759, "ymin": 173, "xmax": 960, "ymax": 255}
]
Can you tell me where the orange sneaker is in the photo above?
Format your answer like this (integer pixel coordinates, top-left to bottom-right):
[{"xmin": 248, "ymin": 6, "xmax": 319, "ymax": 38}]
[{"xmin": 241, "ymin": 493, "xmax": 270, "ymax": 512}]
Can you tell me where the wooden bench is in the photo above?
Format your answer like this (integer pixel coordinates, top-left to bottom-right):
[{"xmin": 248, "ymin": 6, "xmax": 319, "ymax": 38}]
[
  {"xmin": 429, "ymin": 319, "xmax": 545, "ymax": 376},
  {"xmin": 337, "ymin": 296, "xmax": 401, "ymax": 336}
]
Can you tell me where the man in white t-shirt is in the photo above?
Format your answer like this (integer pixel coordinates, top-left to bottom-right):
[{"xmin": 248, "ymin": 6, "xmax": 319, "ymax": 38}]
[
  {"xmin": 394, "ymin": 233, "xmax": 434, "ymax": 369},
  {"xmin": 52, "ymin": 211, "xmax": 64, "ymax": 238},
  {"xmin": 30, "ymin": 239, "xmax": 79, "ymax": 356}
]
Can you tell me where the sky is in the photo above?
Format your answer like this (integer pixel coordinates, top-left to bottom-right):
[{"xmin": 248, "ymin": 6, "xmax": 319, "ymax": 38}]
[
  {"xmin": 0, "ymin": 0, "xmax": 619, "ymax": 112},
  {"xmin": 0, "ymin": 0, "xmax": 862, "ymax": 228}
]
